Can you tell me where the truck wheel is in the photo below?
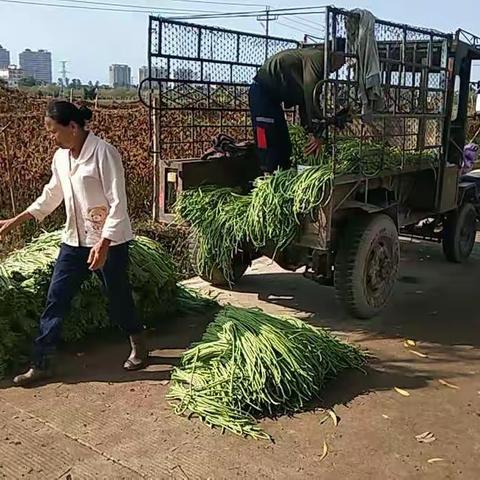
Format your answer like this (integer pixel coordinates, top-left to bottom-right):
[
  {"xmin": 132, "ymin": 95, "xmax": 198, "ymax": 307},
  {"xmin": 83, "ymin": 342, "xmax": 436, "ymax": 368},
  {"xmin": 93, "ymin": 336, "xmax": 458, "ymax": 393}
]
[
  {"xmin": 334, "ymin": 214, "xmax": 400, "ymax": 319},
  {"xmin": 442, "ymin": 202, "xmax": 477, "ymax": 263},
  {"xmin": 189, "ymin": 235, "xmax": 250, "ymax": 288}
]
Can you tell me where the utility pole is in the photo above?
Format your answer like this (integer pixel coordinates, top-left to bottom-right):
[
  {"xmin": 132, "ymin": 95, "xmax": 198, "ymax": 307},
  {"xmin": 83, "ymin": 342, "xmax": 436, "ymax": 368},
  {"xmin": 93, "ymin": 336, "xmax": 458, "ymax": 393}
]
[
  {"xmin": 59, "ymin": 60, "xmax": 69, "ymax": 86},
  {"xmin": 257, "ymin": 6, "xmax": 278, "ymax": 58}
]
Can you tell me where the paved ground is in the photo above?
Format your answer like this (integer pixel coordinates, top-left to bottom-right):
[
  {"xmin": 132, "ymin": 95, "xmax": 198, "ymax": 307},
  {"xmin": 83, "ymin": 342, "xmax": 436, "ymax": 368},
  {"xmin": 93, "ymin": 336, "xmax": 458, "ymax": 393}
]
[{"xmin": 1, "ymin": 239, "xmax": 480, "ymax": 479}]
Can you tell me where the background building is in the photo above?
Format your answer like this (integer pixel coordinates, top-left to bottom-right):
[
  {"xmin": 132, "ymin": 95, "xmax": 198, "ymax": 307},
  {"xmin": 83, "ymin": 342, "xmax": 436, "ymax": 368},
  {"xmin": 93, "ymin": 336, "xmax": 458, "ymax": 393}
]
[
  {"xmin": 19, "ymin": 49, "xmax": 52, "ymax": 83},
  {"xmin": 0, "ymin": 45, "xmax": 10, "ymax": 69},
  {"xmin": 0, "ymin": 65, "xmax": 25, "ymax": 87},
  {"xmin": 173, "ymin": 67, "xmax": 195, "ymax": 81},
  {"xmin": 138, "ymin": 65, "xmax": 168, "ymax": 89},
  {"xmin": 109, "ymin": 64, "xmax": 131, "ymax": 88}
]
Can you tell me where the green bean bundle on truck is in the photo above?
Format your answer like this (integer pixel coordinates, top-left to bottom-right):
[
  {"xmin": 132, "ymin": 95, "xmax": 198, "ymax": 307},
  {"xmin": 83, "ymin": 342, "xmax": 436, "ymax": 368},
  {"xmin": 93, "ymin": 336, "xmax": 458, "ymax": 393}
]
[{"xmin": 176, "ymin": 125, "xmax": 437, "ymax": 282}]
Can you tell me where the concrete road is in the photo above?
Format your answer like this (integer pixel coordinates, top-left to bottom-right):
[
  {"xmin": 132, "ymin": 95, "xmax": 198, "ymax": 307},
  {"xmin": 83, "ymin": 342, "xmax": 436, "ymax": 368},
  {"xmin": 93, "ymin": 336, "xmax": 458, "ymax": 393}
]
[{"xmin": 1, "ymin": 240, "xmax": 479, "ymax": 479}]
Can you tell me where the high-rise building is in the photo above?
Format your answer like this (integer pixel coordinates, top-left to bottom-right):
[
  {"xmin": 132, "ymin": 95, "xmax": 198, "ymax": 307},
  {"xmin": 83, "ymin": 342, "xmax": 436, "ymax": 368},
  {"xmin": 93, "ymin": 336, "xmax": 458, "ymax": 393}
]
[
  {"xmin": 138, "ymin": 65, "xmax": 168, "ymax": 88},
  {"xmin": 0, "ymin": 45, "xmax": 10, "ymax": 69},
  {"xmin": 173, "ymin": 67, "xmax": 195, "ymax": 81},
  {"xmin": 0, "ymin": 65, "xmax": 25, "ymax": 87},
  {"xmin": 19, "ymin": 49, "xmax": 52, "ymax": 84},
  {"xmin": 109, "ymin": 64, "xmax": 131, "ymax": 88}
]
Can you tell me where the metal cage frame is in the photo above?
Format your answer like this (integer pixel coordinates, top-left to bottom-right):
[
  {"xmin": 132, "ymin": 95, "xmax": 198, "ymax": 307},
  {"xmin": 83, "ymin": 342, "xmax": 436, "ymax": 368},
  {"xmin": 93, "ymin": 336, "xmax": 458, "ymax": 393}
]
[
  {"xmin": 139, "ymin": 17, "xmax": 299, "ymax": 219},
  {"xmin": 140, "ymin": 17, "xmax": 299, "ymax": 160},
  {"xmin": 322, "ymin": 7, "xmax": 453, "ymax": 176}
]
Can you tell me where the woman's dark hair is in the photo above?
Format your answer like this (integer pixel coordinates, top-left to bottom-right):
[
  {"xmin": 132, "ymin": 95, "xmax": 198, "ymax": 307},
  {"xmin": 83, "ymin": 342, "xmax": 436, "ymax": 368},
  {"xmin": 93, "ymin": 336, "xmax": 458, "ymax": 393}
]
[{"xmin": 46, "ymin": 100, "xmax": 93, "ymax": 128}]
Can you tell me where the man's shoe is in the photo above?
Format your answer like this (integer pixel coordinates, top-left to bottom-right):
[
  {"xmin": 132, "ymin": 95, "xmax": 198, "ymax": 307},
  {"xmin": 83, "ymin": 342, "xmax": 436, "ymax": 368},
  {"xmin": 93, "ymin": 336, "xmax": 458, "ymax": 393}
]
[
  {"xmin": 13, "ymin": 367, "xmax": 52, "ymax": 387},
  {"xmin": 123, "ymin": 333, "xmax": 148, "ymax": 371}
]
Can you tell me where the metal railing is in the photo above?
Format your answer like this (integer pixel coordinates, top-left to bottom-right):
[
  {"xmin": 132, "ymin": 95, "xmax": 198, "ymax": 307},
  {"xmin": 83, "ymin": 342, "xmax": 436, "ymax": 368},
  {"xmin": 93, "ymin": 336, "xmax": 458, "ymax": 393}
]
[
  {"xmin": 321, "ymin": 6, "xmax": 452, "ymax": 177},
  {"xmin": 139, "ymin": 17, "xmax": 299, "ymax": 160}
]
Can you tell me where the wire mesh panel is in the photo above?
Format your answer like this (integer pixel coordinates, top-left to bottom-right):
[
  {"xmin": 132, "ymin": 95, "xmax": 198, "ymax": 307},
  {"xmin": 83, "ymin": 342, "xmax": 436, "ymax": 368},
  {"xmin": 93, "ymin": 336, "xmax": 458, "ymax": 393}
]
[
  {"xmin": 142, "ymin": 17, "xmax": 299, "ymax": 160},
  {"xmin": 322, "ymin": 7, "xmax": 452, "ymax": 177}
]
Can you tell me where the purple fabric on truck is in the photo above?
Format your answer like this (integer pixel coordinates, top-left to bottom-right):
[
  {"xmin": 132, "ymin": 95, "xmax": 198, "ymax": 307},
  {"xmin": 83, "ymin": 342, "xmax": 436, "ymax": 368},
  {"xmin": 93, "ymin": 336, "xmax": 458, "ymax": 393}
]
[{"xmin": 462, "ymin": 143, "xmax": 478, "ymax": 175}]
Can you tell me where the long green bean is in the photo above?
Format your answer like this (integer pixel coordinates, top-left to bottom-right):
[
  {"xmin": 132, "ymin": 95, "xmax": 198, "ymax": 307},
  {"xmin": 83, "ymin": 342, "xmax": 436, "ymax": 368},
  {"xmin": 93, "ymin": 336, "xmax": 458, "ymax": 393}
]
[
  {"xmin": 176, "ymin": 126, "xmax": 437, "ymax": 280},
  {"xmin": 168, "ymin": 306, "xmax": 367, "ymax": 439},
  {"xmin": 0, "ymin": 231, "xmax": 212, "ymax": 378}
]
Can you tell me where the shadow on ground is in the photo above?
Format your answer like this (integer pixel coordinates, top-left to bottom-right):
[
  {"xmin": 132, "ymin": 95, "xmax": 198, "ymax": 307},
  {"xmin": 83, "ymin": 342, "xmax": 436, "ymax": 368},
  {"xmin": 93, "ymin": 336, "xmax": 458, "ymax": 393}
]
[
  {"xmin": 233, "ymin": 241, "xmax": 480, "ymax": 350},
  {"xmin": 1, "ymin": 241, "xmax": 478, "ymax": 416}
]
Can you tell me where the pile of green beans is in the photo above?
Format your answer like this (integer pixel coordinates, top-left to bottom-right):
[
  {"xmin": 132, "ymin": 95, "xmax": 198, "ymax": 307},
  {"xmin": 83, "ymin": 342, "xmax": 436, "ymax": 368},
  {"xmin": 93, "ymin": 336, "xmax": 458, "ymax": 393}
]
[
  {"xmin": 175, "ymin": 166, "xmax": 336, "ymax": 280},
  {"xmin": 176, "ymin": 127, "xmax": 437, "ymax": 281},
  {"xmin": 176, "ymin": 186, "xmax": 252, "ymax": 281},
  {"xmin": 168, "ymin": 306, "xmax": 367, "ymax": 439},
  {"xmin": 245, "ymin": 169, "xmax": 298, "ymax": 250},
  {"xmin": 0, "ymin": 231, "xmax": 212, "ymax": 378},
  {"xmin": 289, "ymin": 125, "xmax": 437, "ymax": 172}
]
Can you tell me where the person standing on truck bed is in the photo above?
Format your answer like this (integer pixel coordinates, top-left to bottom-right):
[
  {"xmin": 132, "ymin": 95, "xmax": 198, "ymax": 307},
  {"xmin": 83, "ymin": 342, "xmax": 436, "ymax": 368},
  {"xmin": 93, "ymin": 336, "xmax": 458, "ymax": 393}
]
[
  {"xmin": 249, "ymin": 41, "xmax": 346, "ymax": 174},
  {"xmin": 0, "ymin": 101, "xmax": 148, "ymax": 387}
]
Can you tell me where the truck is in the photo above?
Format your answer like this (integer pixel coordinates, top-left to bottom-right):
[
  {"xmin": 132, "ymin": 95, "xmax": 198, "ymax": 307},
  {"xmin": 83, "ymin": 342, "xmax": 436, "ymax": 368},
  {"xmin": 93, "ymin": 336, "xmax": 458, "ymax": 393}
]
[{"xmin": 139, "ymin": 7, "xmax": 480, "ymax": 318}]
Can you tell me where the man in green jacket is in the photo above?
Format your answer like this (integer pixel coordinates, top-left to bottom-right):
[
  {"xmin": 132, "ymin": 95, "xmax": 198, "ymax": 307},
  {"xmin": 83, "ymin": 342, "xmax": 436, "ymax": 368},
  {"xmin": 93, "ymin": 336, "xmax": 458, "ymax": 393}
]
[{"xmin": 249, "ymin": 43, "xmax": 346, "ymax": 173}]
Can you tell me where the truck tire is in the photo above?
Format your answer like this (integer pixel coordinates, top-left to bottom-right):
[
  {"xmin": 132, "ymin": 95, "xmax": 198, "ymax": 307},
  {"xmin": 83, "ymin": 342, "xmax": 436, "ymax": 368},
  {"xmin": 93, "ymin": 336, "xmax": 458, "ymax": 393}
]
[
  {"xmin": 442, "ymin": 202, "xmax": 477, "ymax": 263},
  {"xmin": 334, "ymin": 214, "xmax": 400, "ymax": 319},
  {"xmin": 189, "ymin": 234, "xmax": 250, "ymax": 288}
]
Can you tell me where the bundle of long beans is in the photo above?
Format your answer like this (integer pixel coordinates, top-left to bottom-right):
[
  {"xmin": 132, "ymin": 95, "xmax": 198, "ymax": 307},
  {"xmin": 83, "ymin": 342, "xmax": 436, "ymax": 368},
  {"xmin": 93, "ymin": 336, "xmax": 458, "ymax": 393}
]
[
  {"xmin": 168, "ymin": 306, "xmax": 367, "ymax": 439},
  {"xmin": 0, "ymin": 231, "xmax": 212, "ymax": 378},
  {"xmin": 176, "ymin": 126, "xmax": 437, "ymax": 280},
  {"xmin": 245, "ymin": 169, "xmax": 298, "ymax": 250}
]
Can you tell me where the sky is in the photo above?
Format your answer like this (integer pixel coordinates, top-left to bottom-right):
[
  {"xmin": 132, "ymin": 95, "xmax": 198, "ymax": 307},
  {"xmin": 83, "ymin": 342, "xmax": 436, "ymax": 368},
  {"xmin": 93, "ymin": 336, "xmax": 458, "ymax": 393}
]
[{"xmin": 0, "ymin": 0, "xmax": 479, "ymax": 84}]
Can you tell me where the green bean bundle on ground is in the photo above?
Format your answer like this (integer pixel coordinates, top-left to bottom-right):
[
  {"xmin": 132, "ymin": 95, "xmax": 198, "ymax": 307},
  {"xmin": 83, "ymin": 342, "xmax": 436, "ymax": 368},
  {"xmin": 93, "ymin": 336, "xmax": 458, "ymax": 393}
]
[
  {"xmin": 0, "ymin": 231, "xmax": 211, "ymax": 378},
  {"xmin": 168, "ymin": 305, "xmax": 367, "ymax": 439}
]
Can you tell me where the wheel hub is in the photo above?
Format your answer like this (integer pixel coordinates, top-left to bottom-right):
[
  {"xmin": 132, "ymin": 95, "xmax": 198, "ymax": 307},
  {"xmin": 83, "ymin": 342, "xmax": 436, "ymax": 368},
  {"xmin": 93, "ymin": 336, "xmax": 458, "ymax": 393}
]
[{"xmin": 366, "ymin": 237, "xmax": 398, "ymax": 297}]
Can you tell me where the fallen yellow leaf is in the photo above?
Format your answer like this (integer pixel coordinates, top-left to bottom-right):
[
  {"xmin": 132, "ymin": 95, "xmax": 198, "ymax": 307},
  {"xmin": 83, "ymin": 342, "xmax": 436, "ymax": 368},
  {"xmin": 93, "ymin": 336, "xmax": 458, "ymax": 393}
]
[
  {"xmin": 319, "ymin": 413, "xmax": 330, "ymax": 425},
  {"xmin": 319, "ymin": 441, "xmax": 328, "ymax": 462},
  {"xmin": 406, "ymin": 339, "xmax": 416, "ymax": 347},
  {"xmin": 438, "ymin": 379, "xmax": 459, "ymax": 390},
  {"xmin": 409, "ymin": 350, "xmax": 428, "ymax": 358},
  {"xmin": 415, "ymin": 431, "xmax": 436, "ymax": 443},
  {"xmin": 394, "ymin": 387, "xmax": 410, "ymax": 397},
  {"xmin": 327, "ymin": 409, "xmax": 338, "ymax": 427},
  {"xmin": 427, "ymin": 458, "xmax": 444, "ymax": 464}
]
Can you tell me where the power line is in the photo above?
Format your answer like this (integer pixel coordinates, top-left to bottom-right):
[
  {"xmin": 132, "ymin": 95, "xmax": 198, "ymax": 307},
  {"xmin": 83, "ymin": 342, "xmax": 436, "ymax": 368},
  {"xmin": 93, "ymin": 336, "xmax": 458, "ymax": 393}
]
[
  {"xmin": 269, "ymin": 5, "xmax": 330, "ymax": 12},
  {"xmin": 276, "ymin": 20, "xmax": 307, "ymax": 36},
  {"xmin": 51, "ymin": 0, "xmax": 267, "ymax": 10},
  {"xmin": 0, "ymin": 0, "xmax": 224, "ymax": 14},
  {"xmin": 0, "ymin": 0, "xmax": 330, "ymax": 23},
  {"xmin": 290, "ymin": 14, "xmax": 325, "ymax": 30},
  {"xmin": 279, "ymin": 16, "xmax": 324, "ymax": 38},
  {"xmin": 50, "ymin": 0, "xmax": 218, "ymax": 12},
  {"xmin": 172, "ymin": 8, "xmax": 328, "ymax": 21},
  {"xmin": 281, "ymin": 17, "xmax": 313, "ymax": 30},
  {"xmin": 137, "ymin": 0, "xmax": 265, "ymax": 6}
]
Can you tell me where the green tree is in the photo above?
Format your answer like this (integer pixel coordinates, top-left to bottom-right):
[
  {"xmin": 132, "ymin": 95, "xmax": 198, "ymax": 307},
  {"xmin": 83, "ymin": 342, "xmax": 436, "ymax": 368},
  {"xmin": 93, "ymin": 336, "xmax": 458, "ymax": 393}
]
[
  {"xmin": 83, "ymin": 85, "xmax": 97, "ymax": 100},
  {"xmin": 18, "ymin": 76, "xmax": 37, "ymax": 87},
  {"xmin": 71, "ymin": 78, "xmax": 82, "ymax": 89}
]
